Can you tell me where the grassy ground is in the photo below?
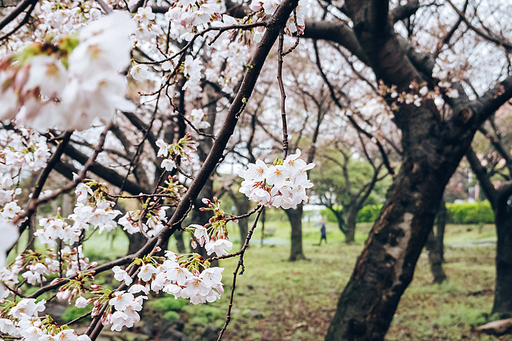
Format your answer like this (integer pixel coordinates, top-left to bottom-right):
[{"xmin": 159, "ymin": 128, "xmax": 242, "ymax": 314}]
[
  {"xmin": 33, "ymin": 220, "xmax": 509, "ymax": 341},
  {"xmin": 206, "ymin": 234, "xmax": 506, "ymax": 340}
]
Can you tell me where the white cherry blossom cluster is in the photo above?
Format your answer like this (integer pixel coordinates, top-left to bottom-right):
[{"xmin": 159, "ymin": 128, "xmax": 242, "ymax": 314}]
[
  {"xmin": 239, "ymin": 149, "xmax": 314, "ymax": 209},
  {"xmin": 164, "ymin": 0, "xmax": 226, "ymax": 42},
  {"xmin": 1, "ymin": 246, "xmax": 94, "ymax": 292},
  {"xmin": 111, "ymin": 250, "xmax": 224, "ymax": 313},
  {"xmin": 193, "ymin": 224, "xmax": 233, "ymax": 256},
  {"xmin": 0, "ymin": 128, "xmax": 50, "ymax": 273},
  {"xmin": 0, "ymin": 128, "xmax": 50, "ymax": 174},
  {"xmin": 151, "ymin": 254, "xmax": 224, "ymax": 305},
  {"xmin": 133, "ymin": 7, "xmax": 162, "ymax": 46},
  {"xmin": 156, "ymin": 132, "xmax": 197, "ymax": 172},
  {"xmin": 20, "ymin": 256, "xmax": 59, "ymax": 286},
  {"xmin": 380, "ymin": 79, "xmax": 460, "ymax": 111},
  {"xmin": 249, "ymin": 0, "xmax": 309, "ymax": 35},
  {"xmin": 35, "ymin": 183, "xmax": 121, "ymax": 248},
  {"xmin": 189, "ymin": 108, "xmax": 211, "ymax": 130},
  {"xmin": 0, "ymin": 129, "xmax": 49, "ymax": 235},
  {"xmin": 0, "ymin": 298, "xmax": 91, "ymax": 341},
  {"xmin": 0, "ymin": 11, "xmax": 136, "ymax": 131},
  {"xmin": 108, "ymin": 291, "xmax": 147, "ymax": 331},
  {"xmin": 68, "ymin": 197, "xmax": 121, "ymax": 235},
  {"xmin": 188, "ymin": 197, "xmax": 234, "ymax": 255},
  {"xmin": 182, "ymin": 55, "xmax": 204, "ymax": 93},
  {"xmin": 35, "ymin": 216, "xmax": 80, "ymax": 247},
  {"xmin": 35, "ymin": 1, "xmax": 102, "ymax": 38},
  {"xmin": 0, "ymin": 255, "xmax": 23, "ymax": 298},
  {"xmin": 119, "ymin": 205, "xmax": 169, "ymax": 237}
]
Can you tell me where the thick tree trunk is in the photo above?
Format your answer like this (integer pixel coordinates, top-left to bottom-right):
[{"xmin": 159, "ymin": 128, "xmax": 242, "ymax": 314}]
[
  {"xmin": 173, "ymin": 229, "xmax": 186, "ymax": 254},
  {"xmin": 492, "ymin": 193, "xmax": 512, "ymax": 316},
  {"xmin": 425, "ymin": 201, "xmax": 447, "ymax": 284},
  {"xmin": 325, "ymin": 123, "xmax": 474, "ymax": 340},
  {"xmin": 436, "ymin": 200, "xmax": 447, "ymax": 263},
  {"xmin": 232, "ymin": 194, "xmax": 250, "ymax": 243},
  {"xmin": 336, "ymin": 218, "xmax": 346, "ymax": 238},
  {"xmin": 344, "ymin": 206, "xmax": 358, "ymax": 244},
  {"xmin": 467, "ymin": 148, "xmax": 512, "ymax": 316},
  {"xmin": 237, "ymin": 210, "xmax": 249, "ymax": 244},
  {"xmin": 285, "ymin": 205, "xmax": 306, "ymax": 261},
  {"xmin": 327, "ymin": 206, "xmax": 345, "ymax": 235},
  {"xmin": 425, "ymin": 228, "xmax": 447, "ymax": 284},
  {"xmin": 127, "ymin": 233, "xmax": 147, "ymax": 256}
]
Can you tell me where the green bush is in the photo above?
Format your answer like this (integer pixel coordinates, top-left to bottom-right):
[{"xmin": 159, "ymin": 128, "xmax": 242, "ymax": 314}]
[
  {"xmin": 147, "ymin": 296, "xmax": 188, "ymax": 312},
  {"xmin": 357, "ymin": 205, "xmax": 382, "ymax": 223},
  {"xmin": 446, "ymin": 202, "xmax": 494, "ymax": 224},
  {"xmin": 61, "ymin": 305, "xmax": 92, "ymax": 323},
  {"xmin": 164, "ymin": 311, "xmax": 180, "ymax": 321},
  {"xmin": 183, "ymin": 305, "xmax": 223, "ymax": 325},
  {"xmin": 321, "ymin": 201, "xmax": 494, "ymax": 225},
  {"xmin": 320, "ymin": 206, "xmax": 341, "ymax": 223}
]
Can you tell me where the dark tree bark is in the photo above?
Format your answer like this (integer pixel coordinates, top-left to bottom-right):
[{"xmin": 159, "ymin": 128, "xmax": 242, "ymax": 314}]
[
  {"xmin": 315, "ymin": 1, "xmax": 512, "ymax": 339},
  {"xmin": 493, "ymin": 185, "xmax": 512, "ymax": 316},
  {"xmin": 285, "ymin": 205, "xmax": 306, "ymax": 261},
  {"xmin": 425, "ymin": 200, "xmax": 447, "ymax": 284},
  {"xmin": 344, "ymin": 205, "xmax": 358, "ymax": 244},
  {"xmin": 327, "ymin": 206, "xmax": 346, "ymax": 236},
  {"xmin": 228, "ymin": 192, "xmax": 251, "ymax": 244},
  {"xmin": 260, "ymin": 207, "xmax": 266, "ymax": 247},
  {"xmin": 425, "ymin": 228, "xmax": 447, "ymax": 284},
  {"xmin": 467, "ymin": 147, "xmax": 512, "ymax": 316},
  {"xmin": 436, "ymin": 200, "xmax": 447, "ymax": 263},
  {"xmin": 173, "ymin": 229, "xmax": 187, "ymax": 254},
  {"xmin": 127, "ymin": 232, "xmax": 148, "ymax": 257}
]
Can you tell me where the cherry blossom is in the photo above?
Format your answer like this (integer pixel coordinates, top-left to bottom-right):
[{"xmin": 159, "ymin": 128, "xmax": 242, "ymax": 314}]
[
  {"xmin": 0, "ymin": 11, "xmax": 136, "ymax": 131},
  {"xmin": 113, "ymin": 266, "xmax": 133, "ymax": 286},
  {"xmin": 239, "ymin": 149, "xmax": 314, "ymax": 209}
]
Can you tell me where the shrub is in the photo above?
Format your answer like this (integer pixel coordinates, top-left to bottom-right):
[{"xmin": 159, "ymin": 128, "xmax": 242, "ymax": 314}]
[
  {"xmin": 446, "ymin": 201, "xmax": 494, "ymax": 224},
  {"xmin": 321, "ymin": 201, "xmax": 495, "ymax": 225},
  {"xmin": 357, "ymin": 205, "xmax": 382, "ymax": 223},
  {"xmin": 147, "ymin": 296, "xmax": 188, "ymax": 312},
  {"xmin": 61, "ymin": 305, "xmax": 92, "ymax": 323},
  {"xmin": 164, "ymin": 311, "xmax": 180, "ymax": 321}
]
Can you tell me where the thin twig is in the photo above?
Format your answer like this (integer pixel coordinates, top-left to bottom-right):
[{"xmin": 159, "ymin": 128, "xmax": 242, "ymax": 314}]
[
  {"xmin": 446, "ymin": 0, "xmax": 512, "ymax": 50},
  {"xmin": 14, "ymin": 124, "xmax": 111, "ymax": 225},
  {"xmin": 12, "ymin": 131, "xmax": 73, "ymax": 237},
  {"xmin": 0, "ymin": 0, "xmax": 37, "ymax": 41},
  {"xmin": 0, "ymin": 0, "xmax": 37, "ymax": 31},
  {"xmin": 216, "ymin": 206, "xmax": 263, "ymax": 340},
  {"xmin": 224, "ymin": 205, "xmax": 261, "ymax": 223},
  {"xmin": 116, "ymin": 94, "xmax": 161, "ymax": 201},
  {"xmin": 277, "ymin": 29, "xmax": 289, "ymax": 158}
]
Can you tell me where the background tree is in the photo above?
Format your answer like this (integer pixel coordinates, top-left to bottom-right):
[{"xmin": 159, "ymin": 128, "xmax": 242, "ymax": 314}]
[
  {"xmin": 465, "ymin": 105, "xmax": 512, "ymax": 316},
  {"xmin": 313, "ymin": 139, "xmax": 390, "ymax": 243},
  {"xmin": 301, "ymin": 1, "xmax": 512, "ymax": 340}
]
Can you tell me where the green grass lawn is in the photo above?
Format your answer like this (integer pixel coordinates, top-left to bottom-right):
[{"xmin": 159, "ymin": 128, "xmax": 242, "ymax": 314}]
[
  {"xmin": 179, "ymin": 220, "xmax": 505, "ymax": 340},
  {"xmin": 15, "ymin": 220, "xmax": 507, "ymax": 341}
]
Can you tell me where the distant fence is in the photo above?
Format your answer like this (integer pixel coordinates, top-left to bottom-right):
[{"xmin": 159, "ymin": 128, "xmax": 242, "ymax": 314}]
[{"xmin": 321, "ymin": 201, "xmax": 495, "ymax": 225}]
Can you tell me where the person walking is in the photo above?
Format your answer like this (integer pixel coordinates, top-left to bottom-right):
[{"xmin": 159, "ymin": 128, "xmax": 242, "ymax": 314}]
[{"xmin": 319, "ymin": 223, "xmax": 327, "ymax": 245}]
